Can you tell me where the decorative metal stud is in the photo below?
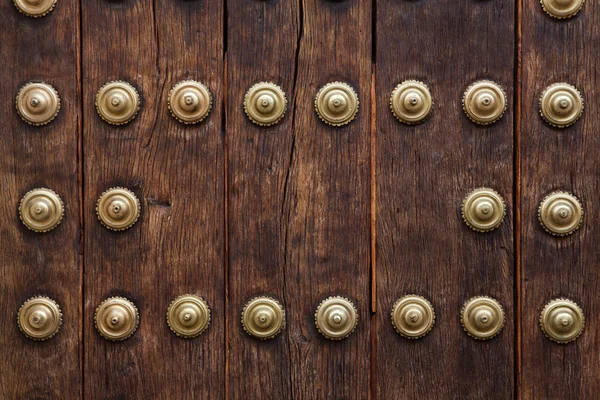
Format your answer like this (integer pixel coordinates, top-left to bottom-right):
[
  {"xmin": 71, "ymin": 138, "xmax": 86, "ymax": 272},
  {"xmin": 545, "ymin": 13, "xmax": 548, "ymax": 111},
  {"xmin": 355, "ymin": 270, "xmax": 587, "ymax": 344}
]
[
  {"xmin": 390, "ymin": 80, "xmax": 433, "ymax": 124},
  {"xmin": 167, "ymin": 295, "xmax": 211, "ymax": 339},
  {"xmin": 244, "ymin": 82, "xmax": 287, "ymax": 126},
  {"xmin": 19, "ymin": 188, "xmax": 64, "ymax": 233},
  {"xmin": 540, "ymin": 298, "xmax": 584, "ymax": 344},
  {"xmin": 241, "ymin": 296, "xmax": 285, "ymax": 340},
  {"xmin": 14, "ymin": 0, "xmax": 56, "ymax": 17},
  {"xmin": 18, "ymin": 296, "xmax": 62, "ymax": 341},
  {"xmin": 96, "ymin": 187, "xmax": 141, "ymax": 231},
  {"xmin": 315, "ymin": 296, "xmax": 358, "ymax": 340},
  {"xmin": 462, "ymin": 80, "xmax": 507, "ymax": 125},
  {"xmin": 462, "ymin": 188, "xmax": 506, "ymax": 233},
  {"xmin": 539, "ymin": 83, "xmax": 583, "ymax": 128},
  {"xmin": 168, "ymin": 80, "xmax": 212, "ymax": 124},
  {"xmin": 461, "ymin": 296, "xmax": 505, "ymax": 340},
  {"xmin": 95, "ymin": 81, "xmax": 140, "ymax": 125},
  {"xmin": 16, "ymin": 82, "xmax": 60, "ymax": 126},
  {"xmin": 95, "ymin": 297, "xmax": 139, "ymax": 341},
  {"xmin": 315, "ymin": 82, "xmax": 359, "ymax": 127},
  {"xmin": 538, "ymin": 191, "xmax": 583, "ymax": 236},
  {"xmin": 541, "ymin": 0, "xmax": 585, "ymax": 19},
  {"xmin": 391, "ymin": 295, "xmax": 435, "ymax": 339}
]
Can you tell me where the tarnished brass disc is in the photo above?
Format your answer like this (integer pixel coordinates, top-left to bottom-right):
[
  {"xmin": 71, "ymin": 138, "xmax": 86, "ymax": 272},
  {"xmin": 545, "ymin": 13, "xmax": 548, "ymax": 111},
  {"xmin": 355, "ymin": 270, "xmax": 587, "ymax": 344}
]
[
  {"xmin": 244, "ymin": 82, "xmax": 287, "ymax": 126},
  {"xmin": 462, "ymin": 80, "xmax": 507, "ymax": 125},
  {"xmin": 95, "ymin": 297, "xmax": 139, "ymax": 341},
  {"xmin": 167, "ymin": 294, "xmax": 211, "ymax": 339},
  {"xmin": 540, "ymin": 298, "xmax": 584, "ymax": 344},
  {"xmin": 539, "ymin": 83, "xmax": 583, "ymax": 128},
  {"xmin": 538, "ymin": 191, "xmax": 583, "ymax": 236},
  {"xmin": 462, "ymin": 188, "xmax": 506, "ymax": 233},
  {"xmin": 95, "ymin": 81, "xmax": 140, "ymax": 125},
  {"xmin": 168, "ymin": 80, "xmax": 212, "ymax": 124},
  {"xmin": 461, "ymin": 296, "xmax": 505, "ymax": 340},
  {"xmin": 390, "ymin": 80, "xmax": 433, "ymax": 124},
  {"xmin": 16, "ymin": 82, "xmax": 60, "ymax": 126},
  {"xmin": 14, "ymin": 0, "xmax": 57, "ymax": 17},
  {"xmin": 241, "ymin": 296, "xmax": 285, "ymax": 340},
  {"xmin": 315, "ymin": 82, "xmax": 359, "ymax": 127},
  {"xmin": 541, "ymin": 0, "xmax": 585, "ymax": 19},
  {"xmin": 19, "ymin": 188, "xmax": 64, "ymax": 233},
  {"xmin": 18, "ymin": 296, "xmax": 62, "ymax": 341},
  {"xmin": 96, "ymin": 187, "xmax": 140, "ymax": 231},
  {"xmin": 315, "ymin": 296, "xmax": 358, "ymax": 340},
  {"xmin": 391, "ymin": 295, "xmax": 435, "ymax": 339}
]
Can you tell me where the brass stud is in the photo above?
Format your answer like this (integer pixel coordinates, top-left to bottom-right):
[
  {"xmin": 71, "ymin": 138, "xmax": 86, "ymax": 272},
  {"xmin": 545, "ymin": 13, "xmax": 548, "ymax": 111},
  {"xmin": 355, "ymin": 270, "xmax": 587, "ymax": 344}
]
[
  {"xmin": 168, "ymin": 80, "xmax": 212, "ymax": 124},
  {"xmin": 14, "ymin": 0, "xmax": 56, "ymax": 17},
  {"xmin": 96, "ymin": 187, "xmax": 140, "ymax": 231},
  {"xmin": 244, "ymin": 82, "xmax": 287, "ymax": 126},
  {"xmin": 390, "ymin": 80, "xmax": 433, "ymax": 124},
  {"xmin": 538, "ymin": 191, "xmax": 583, "ymax": 236},
  {"xmin": 539, "ymin": 83, "xmax": 583, "ymax": 128},
  {"xmin": 16, "ymin": 82, "xmax": 60, "ymax": 126},
  {"xmin": 461, "ymin": 296, "xmax": 505, "ymax": 340},
  {"xmin": 94, "ymin": 297, "xmax": 139, "ymax": 341},
  {"xmin": 315, "ymin": 296, "xmax": 358, "ymax": 340},
  {"xmin": 315, "ymin": 82, "xmax": 359, "ymax": 127},
  {"xmin": 19, "ymin": 188, "xmax": 64, "ymax": 233},
  {"xmin": 540, "ymin": 298, "xmax": 584, "ymax": 344},
  {"xmin": 541, "ymin": 0, "xmax": 585, "ymax": 19},
  {"xmin": 18, "ymin": 296, "xmax": 62, "ymax": 341},
  {"xmin": 391, "ymin": 295, "xmax": 435, "ymax": 339},
  {"xmin": 241, "ymin": 296, "xmax": 285, "ymax": 340},
  {"xmin": 167, "ymin": 295, "xmax": 211, "ymax": 339},
  {"xmin": 462, "ymin": 80, "xmax": 507, "ymax": 125},
  {"xmin": 95, "ymin": 81, "xmax": 140, "ymax": 125},
  {"xmin": 462, "ymin": 188, "xmax": 506, "ymax": 233}
]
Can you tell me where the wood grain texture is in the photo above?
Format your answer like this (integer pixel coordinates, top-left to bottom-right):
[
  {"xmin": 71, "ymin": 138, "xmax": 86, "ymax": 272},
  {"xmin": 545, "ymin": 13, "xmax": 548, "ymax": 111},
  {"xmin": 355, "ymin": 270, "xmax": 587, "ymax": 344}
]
[
  {"xmin": 81, "ymin": 1, "xmax": 224, "ymax": 398},
  {"xmin": 0, "ymin": 1, "xmax": 81, "ymax": 398},
  {"xmin": 375, "ymin": 1, "xmax": 515, "ymax": 399},
  {"xmin": 520, "ymin": 2, "xmax": 600, "ymax": 399}
]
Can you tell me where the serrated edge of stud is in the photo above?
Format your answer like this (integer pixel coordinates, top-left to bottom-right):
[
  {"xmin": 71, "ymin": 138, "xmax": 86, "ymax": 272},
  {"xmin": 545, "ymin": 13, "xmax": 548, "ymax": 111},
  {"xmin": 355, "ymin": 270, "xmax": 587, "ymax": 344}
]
[
  {"xmin": 96, "ymin": 186, "xmax": 141, "ymax": 231},
  {"xmin": 314, "ymin": 295, "xmax": 358, "ymax": 341},
  {"xmin": 241, "ymin": 296, "xmax": 286, "ymax": 340},
  {"xmin": 243, "ymin": 82, "xmax": 288, "ymax": 127},
  {"xmin": 166, "ymin": 294, "xmax": 211, "ymax": 339},
  {"xmin": 390, "ymin": 294, "xmax": 436, "ymax": 339},
  {"xmin": 539, "ymin": 82, "xmax": 584, "ymax": 128},
  {"xmin": 462, "ymin": 80, "xmax": 507, "ymax": 126},
  {"xmin": 17, "ymin": 296, "xmax": 62, "ymax": 341},
  {"xmin": 314, "ymin": 82, "xmax": 360, "ymax": 127},
  {"xmin": 461, "ymin": 187, "xmax": 506, "ymax": 233},
  {"xmin": 539, "ymin": 298, "xmax": 585, "ymax": 344},
  {"xmin": 13, "ymin": 0, "xmax": 57, "ymax": 18},
  {"xmin": 95, "ymin": 80, "xmax": 141, "ymax": 126},
  {"xmin": 18, "ymin": 187, "xmax": 64, "ymax": 233},
  {"xmin": 460, "ymin": 295, "xmax": 505, "ymax": 341},
  {"xmin": 94, "ymin": 296, "xmax": 139, "ymax": 341},
  {"xmin": 538, "ymin": 190, "xmax": 583, "ymax": 236},
  {"xmin": 540, "ymin": 0, "xmax": 585, "ymax": 19},
  {"xmin": 168, "ymin": 80, "xmax": 213, "ymax": 125},
  {"xmin": 15, "ymin": 82, "xmax": 61, "ymax": 126},
  {"xmin": 389, "ymin": 80, "xmax": 434, "ymax": 125}
]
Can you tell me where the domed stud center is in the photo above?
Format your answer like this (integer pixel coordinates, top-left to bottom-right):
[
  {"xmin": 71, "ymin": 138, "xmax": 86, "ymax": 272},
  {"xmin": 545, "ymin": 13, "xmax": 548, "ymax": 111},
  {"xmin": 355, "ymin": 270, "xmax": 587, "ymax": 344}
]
[
  {"xmin": 331, "ymin": 312, "xmax": 343, "ymax": 325},
  {"xmin": 256, "ymin": 94, "xmax": 275, "ymax": 114},
  {"xmin": 34, "ymin": 206, "xmax": 43, "ymax": 215},
  {"xmin": 559, "ymin": 99, "xmax": 570, "ymax": 109},
  {"xmin": 475, "ymin": 309, "xmax": 493, "ymax": 327},
  {"xmin": 111, "ymin": 316, "xmax": 120, "ymax": 325},
  {"xmin": 30, "ymin": 98, "xmax": 40, "ymax": 108},
  {"xmin": 476, "ymin": 200, "xmax": 495, "ymax": 221},
  {"xmin": 183, "ymin": 313, "xmax": 192, "ymax": 321},
  {"xmin": 30, "ymin": 201, "xmax": 49, "ymax": 221},
  {"xmin": 555, "ymin": 312, "xmax": 574, "ymax": 331},
  {"xmin": 108, "ymin": 200, "xmax": 128, "ymax": 220},
  {"xmin": 184, "ymin": 96, "xmax": 195, "ymax": 106},
  {"xmin": 30, "ymin": 311, "xmax": 46, "ymax": 327},
  {"xmin": 111, "ymin": 97, "xmax": 122, "ymax": 107},
  {"xmin": 406, "ymin": 310, "xmax": 421, "ymax": 325},
  {"xmin": 480, "ymin": 95, "xmax": 492, "ymax": 108},
  {"xmin": 254, "ymin": 309, "xmax": 272, "ymax": 328},
  {"xmin": 181, "ymin": 92, "xmax": 200, "ymax": 111}
]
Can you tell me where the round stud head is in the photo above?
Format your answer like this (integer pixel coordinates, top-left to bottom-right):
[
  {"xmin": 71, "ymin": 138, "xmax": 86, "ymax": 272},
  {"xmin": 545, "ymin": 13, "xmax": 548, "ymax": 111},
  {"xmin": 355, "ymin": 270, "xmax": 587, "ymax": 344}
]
[
  {"xmin": 95, "ymin": 81, "xmax": 140, "ymax": 125},
  {"xmin": 315, "ymin": 296, "xmax": 358, "ymax": 340},
  {"xmin": 541, "ymin": 0, "xmax": 585, "ymax": 19},
  {"xmin": 167, "ymin": 295, "xmax": 211, "ymax": 339},
  {"xmin": 16, "ymin": 82, "xmax": 60, "ymax": 126},
  {"xmin": 462, "ymin": 80, "xmax": 507, "ymax": 125},
  {"xmin": 462, "ymin": 188, "xmax": 506, "ymax": 233},
  {"xmin": 461, "ymin": 296, "xmax": 505, "ymax": 340},
  {"xmin": 539, "ymin": 83, "xmax": 583, "ymax": 128},
  {"xmin": 168, "ymin": 80, "xmax": 212, "ymax": 124},
  {"xmin": 540, "ymin": 298, "xmax": 584, "ymax": 344},
  {"xmin": 538, "ymin": 191, "xmax": 583, "ymax": 236},
  {"xmin": 14, "ymin": 0, "xmax": 56, "ymax": 17},
  {"xmin": 390, "ymin": 80, "xmax": 433, "ymax": 124},
  {"xmin": 315, "ymin": 82, "xmax": 359, "ymax": 127},
  {"xmin": 241, "ymin": 297, "xmax": 285, "ymax": 340},
  {"xmin": 244, "ymin": 82, "xmax": 287, "ymax": 126},
  {"xmin": 19, "ymin": 188, "xmax": 64, "ymax": 233},
  {"xmin": 18, "ymin": 296, "xmax": 62, "ymax": 341},
  {"xmin": 391, "ymin": 295, "xmax": 435, "ymax": 339},
  {"xmin": 96, "ymin": 187, "xmax": 141, "ymax": 231},
  {"xmin": 95, "ymin": 297, "xmax": 139, "ymax": 341}
]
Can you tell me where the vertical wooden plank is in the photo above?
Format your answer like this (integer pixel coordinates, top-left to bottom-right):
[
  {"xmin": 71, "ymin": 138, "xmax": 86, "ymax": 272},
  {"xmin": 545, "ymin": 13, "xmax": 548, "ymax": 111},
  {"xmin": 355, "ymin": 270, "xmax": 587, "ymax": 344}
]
[
  {"xmin": 82, "ymin": 1, "xmax": 224, "ymax": 398},
  {"xmin": 0, "ymin": 2, "xmax": 81, "ymax": 398},
  {"xmin": 520, "ymin": 3, "xmax": 600, "ymax": 399},
  {"xmin": 375, "ymin": 1, "xmax": 515, "ymax": 398}
]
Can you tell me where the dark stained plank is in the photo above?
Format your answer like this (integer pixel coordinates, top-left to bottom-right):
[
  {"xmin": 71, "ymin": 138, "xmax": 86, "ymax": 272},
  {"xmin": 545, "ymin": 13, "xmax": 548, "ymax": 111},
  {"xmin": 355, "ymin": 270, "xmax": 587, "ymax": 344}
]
[
  {"xmin": 81, "ymin": 1, "xmax": 224, "ymax": 398},
  {"xmin": 375, "ymin": 1, "xmax": 515, "ymax": 398}
]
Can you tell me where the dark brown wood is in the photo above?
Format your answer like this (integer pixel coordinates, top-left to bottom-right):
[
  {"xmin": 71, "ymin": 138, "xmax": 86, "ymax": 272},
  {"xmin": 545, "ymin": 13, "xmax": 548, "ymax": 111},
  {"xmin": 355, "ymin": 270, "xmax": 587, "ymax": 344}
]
[
  {"xmin": 81, "ymin": 1, "xmax": 224, "ymax": 398},
  {"xmin": 520, "ymin": 3, "xmax": 600, "ymax": 399},
  {"xmin": 375, "ymin": 1, "xmax": 516, "ymax": 399}
]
